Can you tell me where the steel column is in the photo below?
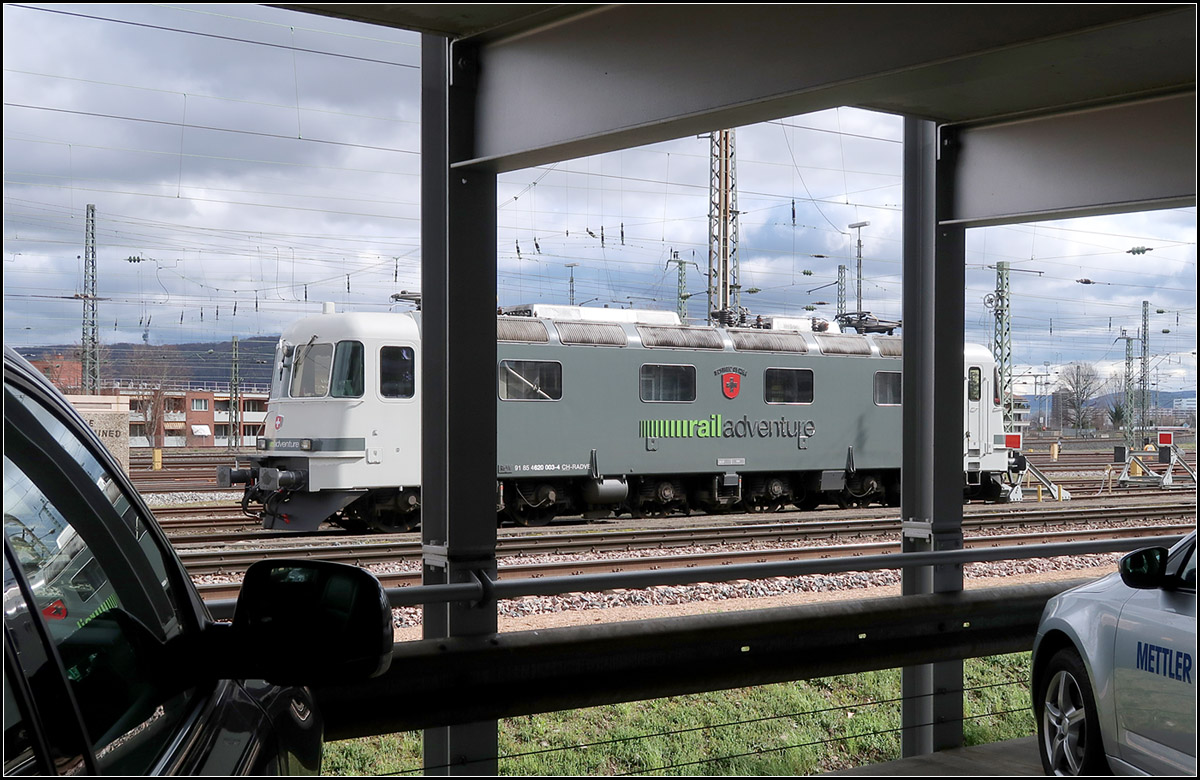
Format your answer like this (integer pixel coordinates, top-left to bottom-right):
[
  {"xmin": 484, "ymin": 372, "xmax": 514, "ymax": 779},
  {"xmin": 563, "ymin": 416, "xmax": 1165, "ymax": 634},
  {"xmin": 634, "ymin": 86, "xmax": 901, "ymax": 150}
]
[
  {"xmin": 900, "ymin": 117, "xmax": 965, "ymax": 756},
  {"xmin": 421, "ymin": 34, "xmax": 499, "ymax": 775}
]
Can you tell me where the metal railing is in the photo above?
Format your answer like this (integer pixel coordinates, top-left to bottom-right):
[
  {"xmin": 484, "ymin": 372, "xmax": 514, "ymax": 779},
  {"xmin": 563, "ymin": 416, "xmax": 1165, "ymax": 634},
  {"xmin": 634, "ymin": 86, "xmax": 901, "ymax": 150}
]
[{"xmin": 208, "ymin": 535, "xmax": 1182, "ymax": 740}]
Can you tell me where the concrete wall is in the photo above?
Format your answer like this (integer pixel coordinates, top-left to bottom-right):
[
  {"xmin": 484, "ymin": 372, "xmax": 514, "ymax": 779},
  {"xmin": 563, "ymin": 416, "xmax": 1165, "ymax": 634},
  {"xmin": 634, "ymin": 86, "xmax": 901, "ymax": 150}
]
[{"xmin": 65, "ymin": 395, "xmax": 131, "ymax": 473}]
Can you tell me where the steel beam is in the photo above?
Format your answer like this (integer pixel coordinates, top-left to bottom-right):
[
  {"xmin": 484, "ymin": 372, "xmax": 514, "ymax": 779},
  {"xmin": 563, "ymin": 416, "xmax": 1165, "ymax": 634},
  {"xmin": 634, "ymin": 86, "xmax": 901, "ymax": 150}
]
[
  {"xmin": 451, "ymin": 5, "xmax": 1191, "ymax": 172},
  {"xmin": 948, "ymin": 93, "xmax": 1196, "ymax": 227},
  {"xmin": 315, "ymin": 580, "xmax": 1087, "ymax": 741},
  {"xmin": 420, "ymin": 34, "xmax": 499, "ymax": 776}
]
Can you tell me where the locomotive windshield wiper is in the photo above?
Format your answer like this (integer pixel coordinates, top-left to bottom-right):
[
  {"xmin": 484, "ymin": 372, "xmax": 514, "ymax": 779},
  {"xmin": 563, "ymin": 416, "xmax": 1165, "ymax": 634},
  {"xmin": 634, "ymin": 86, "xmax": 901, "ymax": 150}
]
[{"xmin": 294, "ymin": 335, "xmax": 318, "ymax": 367}]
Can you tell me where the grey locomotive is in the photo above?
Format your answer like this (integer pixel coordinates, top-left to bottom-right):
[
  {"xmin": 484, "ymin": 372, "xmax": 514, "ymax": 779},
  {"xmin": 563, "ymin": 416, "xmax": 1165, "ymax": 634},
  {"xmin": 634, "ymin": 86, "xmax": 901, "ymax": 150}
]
[{"xmin": 220, "ymin": 305, "xmax": 1011, "ymax": 532}]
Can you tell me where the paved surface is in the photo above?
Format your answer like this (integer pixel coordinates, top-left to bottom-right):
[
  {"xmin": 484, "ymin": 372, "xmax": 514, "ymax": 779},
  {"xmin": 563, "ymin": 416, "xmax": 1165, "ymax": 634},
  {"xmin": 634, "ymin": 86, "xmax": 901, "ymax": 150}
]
[{"xmin": 826, "ymin": 736, "xmax": 1044, "ymax": 776}]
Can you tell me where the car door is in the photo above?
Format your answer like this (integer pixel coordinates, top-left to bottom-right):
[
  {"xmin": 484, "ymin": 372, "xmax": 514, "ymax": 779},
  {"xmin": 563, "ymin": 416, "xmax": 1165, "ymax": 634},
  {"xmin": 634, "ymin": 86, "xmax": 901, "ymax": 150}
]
[
  {"xmin": 1112, "ymin": 538, "xmax": 1197, "ymax": 774},
  {"xmin": 2, "ymin": 365, "xmax": 295, "ymax": 775}
]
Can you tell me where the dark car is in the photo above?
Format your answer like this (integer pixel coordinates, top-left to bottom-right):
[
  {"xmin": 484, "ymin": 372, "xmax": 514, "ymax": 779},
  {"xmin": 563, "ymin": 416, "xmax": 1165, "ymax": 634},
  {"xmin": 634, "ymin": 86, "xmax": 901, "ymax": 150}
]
[{"xmin": 3, "ymin": 347, "xmax": 393, "ymax": 775}]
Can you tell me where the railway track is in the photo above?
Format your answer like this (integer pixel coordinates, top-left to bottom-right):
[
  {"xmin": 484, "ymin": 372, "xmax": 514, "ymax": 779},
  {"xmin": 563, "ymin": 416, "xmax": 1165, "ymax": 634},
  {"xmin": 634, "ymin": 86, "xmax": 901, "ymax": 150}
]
[
  {"xmin": 154, "ymin": 489, "xmax": 1195, "ymax": 544},
  {"xmin": 186, "ymin": 502, "xmax": 1195, "ymax": 600}
]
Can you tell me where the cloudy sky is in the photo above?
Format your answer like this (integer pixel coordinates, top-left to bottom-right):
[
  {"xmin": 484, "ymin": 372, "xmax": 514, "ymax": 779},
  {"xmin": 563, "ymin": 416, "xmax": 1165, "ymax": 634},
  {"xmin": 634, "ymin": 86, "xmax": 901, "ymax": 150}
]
[{"xmin": 4, "ymin": 4, "xmax": 1195, "ymax": 394}]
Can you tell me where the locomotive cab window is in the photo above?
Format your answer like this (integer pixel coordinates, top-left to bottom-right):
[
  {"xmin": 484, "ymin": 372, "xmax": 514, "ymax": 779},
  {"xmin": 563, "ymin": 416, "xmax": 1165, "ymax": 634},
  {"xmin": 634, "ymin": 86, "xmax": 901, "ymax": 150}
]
[
  {"xmin": 499, "ymin": 360, "xmax": 562, "ymax": 401},
  {"xmin": 331, "ymin": 341, "xmax": 364, "ymax": 398},
  {"xmin": 289, "ymin": 342, "xmax": 333, "ymax": 398},
  {"xmin": 873, "ymin": 371, "xmax": 901, "ymax": 406},
  {"xmin": 380, "ymin": 346, "xmax": 415, "ymax": 399},
  {"xmin": 640, "ymin": 364, "xmax": 696, "ymax": 403},
  {"xmin": 968, "ymin": 366, "xmax": 982, "ymax": 402},
  {"xmin": 764, "ymin": 368, "xmax": 814, "ymax": 404}
]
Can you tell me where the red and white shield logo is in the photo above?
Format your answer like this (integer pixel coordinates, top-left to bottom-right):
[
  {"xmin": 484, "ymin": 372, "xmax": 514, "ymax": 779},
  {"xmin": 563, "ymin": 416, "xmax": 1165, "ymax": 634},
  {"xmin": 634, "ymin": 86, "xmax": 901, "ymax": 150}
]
[
  {"xmin": 274, "ymin": 414, "xmax": 284, "ymax": 431},
  {"xmin": 721, "ymin": 372, "xmax": 741, "ymax": 399}
]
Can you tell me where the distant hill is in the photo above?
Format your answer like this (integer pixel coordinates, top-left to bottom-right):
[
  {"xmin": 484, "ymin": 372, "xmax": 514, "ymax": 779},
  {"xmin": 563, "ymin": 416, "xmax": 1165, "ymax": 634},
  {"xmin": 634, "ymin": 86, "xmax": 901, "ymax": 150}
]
[{"xmin": 17, "ymin": 337, "xmax": 278, "ymax": 388}]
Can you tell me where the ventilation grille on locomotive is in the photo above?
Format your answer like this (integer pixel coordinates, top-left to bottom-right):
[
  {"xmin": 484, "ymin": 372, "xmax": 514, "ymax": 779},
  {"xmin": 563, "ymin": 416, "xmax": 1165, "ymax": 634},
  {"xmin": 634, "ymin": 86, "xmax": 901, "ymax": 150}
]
[
  {"xmin": 556, "ymin": 321, "xmax": 627, "ymax": 346},
  {"xmin": 497, "ymin": 317, "xmax": 550, "ymax": 343},
  {"xmin": 814, "ymin": 333, "xmax": 872, "ymax": 355},
  {"xmin": 729, "ymin": 329, "xmax": 810, "ymax": 353},
  {"xmin": 874, "ymin": 336, "xmax": 902, "ymax": 357},
  {"xmin": 637, "ymin": 326, "xmax": 724, "ymax": 350}
]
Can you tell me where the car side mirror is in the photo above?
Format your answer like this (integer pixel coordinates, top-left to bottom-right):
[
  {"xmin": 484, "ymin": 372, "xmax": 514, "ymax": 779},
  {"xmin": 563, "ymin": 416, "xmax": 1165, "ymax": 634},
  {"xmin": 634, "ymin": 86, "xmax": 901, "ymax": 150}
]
[
  {"xmin": 232, "ymin": 559, "xmax": 393, "ymax": 686},
  {"xmin": 1119, "ymin": 546, "xmax": 1169, "ymax": 590}
]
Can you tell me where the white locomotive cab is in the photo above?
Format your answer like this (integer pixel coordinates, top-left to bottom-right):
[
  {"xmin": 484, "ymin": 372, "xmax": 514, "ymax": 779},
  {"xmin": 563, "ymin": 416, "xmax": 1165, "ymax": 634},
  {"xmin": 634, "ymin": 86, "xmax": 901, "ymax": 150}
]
[
  {"xmin": 963, "ymin": 343, "xmax": 1011, "ymax": 497},
  {"xmin": 229, "ymin": 311, "xmax": 423, "ymax": 532}
]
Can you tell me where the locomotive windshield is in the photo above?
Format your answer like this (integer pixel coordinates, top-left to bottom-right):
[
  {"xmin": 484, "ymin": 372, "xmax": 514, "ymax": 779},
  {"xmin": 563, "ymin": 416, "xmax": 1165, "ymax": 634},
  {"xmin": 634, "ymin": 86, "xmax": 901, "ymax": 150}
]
[
  {"xmin": 287, "ymin": 340, "xmax": 365, "ymax": 398},
  {"xmin": 270, "ymin": 340, "xmax": 288, "ymax": 400},
  {"xmin": 331, "ymin": 341, "xmax": 364, "ymax": 398},
  {"xmin": 289, "ymin": 342, "xmax": 333, "ymax": 397}
]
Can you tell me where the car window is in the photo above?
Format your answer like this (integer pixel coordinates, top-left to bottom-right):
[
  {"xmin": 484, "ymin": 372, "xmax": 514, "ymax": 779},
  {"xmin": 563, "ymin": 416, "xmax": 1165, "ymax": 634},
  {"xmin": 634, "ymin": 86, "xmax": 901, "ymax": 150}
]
[
  {"xmin": 5, "ymin": 385, "xmax": 179, "ymax": 614},
  {"xmin": 1173, "ymin": 540, "xmax": 1196, "ymax": 591},
  {"xmin": 3, "ymin": 384, "xmax": 197, "ymax": 774},
  {"xmin": 5, "ymin": 621, "xmax": 52, "ymax": 775},
  {"xmin": 6, "ymin": 547, "xmax": 88, "ymax": 774}
]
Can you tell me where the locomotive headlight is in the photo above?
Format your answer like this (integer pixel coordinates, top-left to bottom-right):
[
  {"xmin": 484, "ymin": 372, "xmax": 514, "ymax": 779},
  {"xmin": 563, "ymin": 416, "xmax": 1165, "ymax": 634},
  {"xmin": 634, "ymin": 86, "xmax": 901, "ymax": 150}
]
[
  {"xmin": 257, "ymin": 437, "xmax": 269, "ymax": 450},
  {"xmin": 299, "ymin": 438, "xmax": 313, "ymax": 451}
]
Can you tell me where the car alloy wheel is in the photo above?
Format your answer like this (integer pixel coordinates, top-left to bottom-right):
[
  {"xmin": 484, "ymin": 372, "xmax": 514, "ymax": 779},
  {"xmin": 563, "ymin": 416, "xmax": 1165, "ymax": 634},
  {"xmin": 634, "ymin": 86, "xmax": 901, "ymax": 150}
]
[{"xmin": 1038, "ymin": 648, "xmax": 1108, "ymax": 775}]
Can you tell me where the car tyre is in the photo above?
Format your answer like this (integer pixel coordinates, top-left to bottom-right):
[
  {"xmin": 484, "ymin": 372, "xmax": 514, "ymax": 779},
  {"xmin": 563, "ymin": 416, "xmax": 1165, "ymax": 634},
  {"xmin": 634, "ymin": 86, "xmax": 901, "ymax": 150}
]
[{"xmin": 1036, "ymin": 647, "xmax": 1110, "ymax": 776}]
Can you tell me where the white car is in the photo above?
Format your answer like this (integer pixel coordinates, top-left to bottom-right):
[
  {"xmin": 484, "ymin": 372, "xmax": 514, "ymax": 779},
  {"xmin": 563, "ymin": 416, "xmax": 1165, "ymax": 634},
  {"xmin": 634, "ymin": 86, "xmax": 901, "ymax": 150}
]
[{"xmin": 1032, "ymin": 531, "xmax": 1196, "ymax": 775}]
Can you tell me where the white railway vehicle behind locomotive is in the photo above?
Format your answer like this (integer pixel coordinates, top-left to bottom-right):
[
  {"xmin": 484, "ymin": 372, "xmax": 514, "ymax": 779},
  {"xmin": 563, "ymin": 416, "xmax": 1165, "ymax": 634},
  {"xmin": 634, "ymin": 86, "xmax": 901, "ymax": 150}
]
[{"xmin": 220, "ymin": 305, "xmax": 1014, "ymax": 532}]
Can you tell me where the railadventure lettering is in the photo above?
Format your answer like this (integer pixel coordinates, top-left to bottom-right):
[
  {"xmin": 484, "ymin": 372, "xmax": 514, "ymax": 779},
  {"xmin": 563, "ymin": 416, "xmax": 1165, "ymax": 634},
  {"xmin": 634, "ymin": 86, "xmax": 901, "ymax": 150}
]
[
  {"xmin": 640, "ymin": 414, "xmax": 816, "ymax": 441},
  {"xmin": 1136, "ymin": 641, "xmax": 1193, "ymax": 683}
]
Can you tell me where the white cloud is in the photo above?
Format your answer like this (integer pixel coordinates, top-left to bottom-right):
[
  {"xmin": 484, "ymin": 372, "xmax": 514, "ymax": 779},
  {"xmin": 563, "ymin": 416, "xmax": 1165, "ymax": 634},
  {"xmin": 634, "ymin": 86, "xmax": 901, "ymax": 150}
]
[{"xmin": 3, "ymin": 5, "xmax": 1194, "ymax": 392}]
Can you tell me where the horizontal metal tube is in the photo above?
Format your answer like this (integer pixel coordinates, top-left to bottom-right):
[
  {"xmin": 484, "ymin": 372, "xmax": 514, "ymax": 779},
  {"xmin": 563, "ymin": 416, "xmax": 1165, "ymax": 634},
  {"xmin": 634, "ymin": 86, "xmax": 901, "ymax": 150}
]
[
  {"xmin": 315, "ymin": 579, "xmax": 1090, "ymax": 740},
  {"xmin": 205, "ymin": 536, "xmax": 1179, "ymax": 618}
]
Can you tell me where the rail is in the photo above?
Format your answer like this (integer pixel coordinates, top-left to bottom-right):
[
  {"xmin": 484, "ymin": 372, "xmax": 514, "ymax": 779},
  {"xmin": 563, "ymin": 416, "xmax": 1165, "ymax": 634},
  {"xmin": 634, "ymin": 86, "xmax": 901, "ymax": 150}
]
[{"xmin": 207, "ymin": 535, "xmax": 1180, "ymax": 617}]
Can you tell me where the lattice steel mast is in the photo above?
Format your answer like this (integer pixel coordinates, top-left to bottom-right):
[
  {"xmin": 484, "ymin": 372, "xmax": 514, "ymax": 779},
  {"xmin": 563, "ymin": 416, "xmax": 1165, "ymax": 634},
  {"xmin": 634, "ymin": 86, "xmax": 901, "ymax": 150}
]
[
  {"xmin": 229, "ymin": 336, "xmax": 242, "ymax": 451},
  {"xmin": 81, "ymin": 204, "xmax": 100, "ymax": 393},
  {"xmin": 1139, "ymin": 300, "xmax": 1150, "ymax": 445},
  {"xmin": 988, "ymin": 261, "xmax": 1013, "ymax": 429},
  {"xmin": 707, "ymin": 129, "xmax": 739, "ymax": 324},
  {"xmin": 1119, "ymin": 330, "xmax": 1138, "ymax": 451},
  {"xmin": 837, "ymin": 265, "xmax": 847, "ymax": 317}
]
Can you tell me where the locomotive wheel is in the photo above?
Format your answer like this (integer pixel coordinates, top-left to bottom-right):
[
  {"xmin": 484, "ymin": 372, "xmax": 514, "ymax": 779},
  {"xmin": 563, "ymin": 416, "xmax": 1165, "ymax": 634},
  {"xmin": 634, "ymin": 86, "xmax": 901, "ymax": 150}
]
[
  {"xmin": 795, "ymin": 494, "xmax": 821, "ymax": 511},
  {"xmin": 337, "ymin": 514, "xmax": 371, "ymax": 534},
  {"xmin": 507, "ymin": 507, "xmax": 556, "ymax": 527},
  {"xmin": 368, "ymin": 512, "xmax": 421, "ymax": 533}
]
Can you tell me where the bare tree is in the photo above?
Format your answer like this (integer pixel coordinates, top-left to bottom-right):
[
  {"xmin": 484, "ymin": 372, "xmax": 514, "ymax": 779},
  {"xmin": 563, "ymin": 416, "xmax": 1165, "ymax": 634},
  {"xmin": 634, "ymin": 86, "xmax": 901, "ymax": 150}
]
[
  {"xmin": 127, "ymin": 344, "xmax": 175, "ymax": 448},
  {"xmin": 1057, "ymin": 362, "xmax": 1104, "ymax": 430}
]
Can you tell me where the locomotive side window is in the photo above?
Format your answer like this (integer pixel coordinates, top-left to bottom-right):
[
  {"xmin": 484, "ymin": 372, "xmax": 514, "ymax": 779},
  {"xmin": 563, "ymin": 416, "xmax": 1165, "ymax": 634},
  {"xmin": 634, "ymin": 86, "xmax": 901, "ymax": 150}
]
[
  {"xmin": 289, "ymin": 342, "xmax": 333, "ymax": 398},
  {"xmin": 968, "ymin": 366, "xmax": 982, "ymax": 402},
  {"xmin": 380, "ymin": 346, "xmax": 415, "ymax": 399},
  {"xmin": 640, "ymin": 364, "xmax": 696, "ymax": 402},
  {"xmin": 499, "ymin": 360, "xmax": 562, "ymax": 401},
  {"xmin": 331, "ymin": 341, "xmax": 364, "ymax": 398},
  {"xmin": 993, "ymin": 367, "xmax": 1001, "ymax": 406},
  {"xmin": 873, "ymin": 371, "xmax": 902, "ymax": 406},
  {"xmin": 764, "ymin": 368, "xmax": 814, "ymax": 404}
]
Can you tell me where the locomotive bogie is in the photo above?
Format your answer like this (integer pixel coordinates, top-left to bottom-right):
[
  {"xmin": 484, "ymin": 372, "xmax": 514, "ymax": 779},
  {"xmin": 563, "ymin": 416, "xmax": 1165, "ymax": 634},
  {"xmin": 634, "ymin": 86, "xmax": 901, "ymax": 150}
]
[{"xmin": 229, "ymin": 307, "xmax": 1013, "ymax": 532}]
